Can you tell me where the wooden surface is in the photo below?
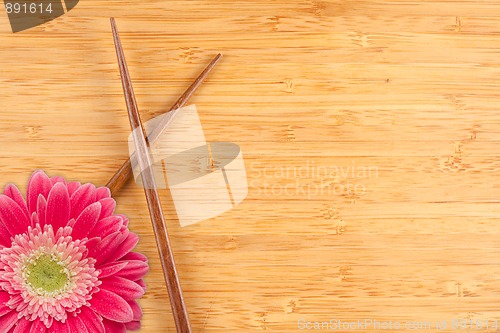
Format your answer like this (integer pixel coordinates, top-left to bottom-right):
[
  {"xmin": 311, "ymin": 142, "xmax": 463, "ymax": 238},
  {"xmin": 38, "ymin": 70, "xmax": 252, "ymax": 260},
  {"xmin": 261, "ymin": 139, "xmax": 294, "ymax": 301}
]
[{"xmin": 1, "ymin": 1, "xmax": 500, "ymax": 332}]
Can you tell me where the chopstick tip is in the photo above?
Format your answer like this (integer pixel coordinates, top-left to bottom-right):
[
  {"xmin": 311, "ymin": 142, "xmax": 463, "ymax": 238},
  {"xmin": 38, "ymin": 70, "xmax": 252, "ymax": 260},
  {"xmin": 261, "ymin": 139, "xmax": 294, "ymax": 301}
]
[
  {"xmin": 212, "ymin": 53, "xmax": 223, "ymax": 65},
  {"xmin": 110, "ymin": 17, "xmax": 117, "ymax": 33}
]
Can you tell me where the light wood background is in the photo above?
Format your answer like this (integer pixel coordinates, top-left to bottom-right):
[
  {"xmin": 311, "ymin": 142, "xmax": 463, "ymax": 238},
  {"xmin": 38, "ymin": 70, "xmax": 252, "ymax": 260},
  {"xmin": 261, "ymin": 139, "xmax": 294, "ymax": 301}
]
[{"xmin": 1, "ymin": 1, "xmax": 500, "ymax": 332}]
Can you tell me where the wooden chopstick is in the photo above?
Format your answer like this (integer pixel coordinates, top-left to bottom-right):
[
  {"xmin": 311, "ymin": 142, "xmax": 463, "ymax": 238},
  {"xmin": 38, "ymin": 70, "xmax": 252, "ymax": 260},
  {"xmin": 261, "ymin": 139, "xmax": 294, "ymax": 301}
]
[
  {"xmin": 106, "ymin": 53, "xmax": 222, "ymax": 195},
  {"xmin": 110, "ymin": 18, "xmax": 192, "ymax": 333}
]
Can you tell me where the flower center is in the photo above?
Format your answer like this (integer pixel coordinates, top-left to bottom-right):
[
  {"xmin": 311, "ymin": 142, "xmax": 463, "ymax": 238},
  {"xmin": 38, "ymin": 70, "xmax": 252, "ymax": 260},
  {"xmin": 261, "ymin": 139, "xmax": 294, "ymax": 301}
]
[
  {"xmin": 25, "ymin": 254, "xmax": 70, "ymax": 294},
  {"xmin": 0, "ymin": 225, "xmax": 101, "ymax": 327}
]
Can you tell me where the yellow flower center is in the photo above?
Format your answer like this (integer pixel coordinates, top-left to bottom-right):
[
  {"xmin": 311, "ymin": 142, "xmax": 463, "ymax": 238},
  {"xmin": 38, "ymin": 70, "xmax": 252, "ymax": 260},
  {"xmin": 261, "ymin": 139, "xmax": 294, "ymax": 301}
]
[{"xmin": 25, "ymin": 254, "xmax": 70, "ymax": 294}]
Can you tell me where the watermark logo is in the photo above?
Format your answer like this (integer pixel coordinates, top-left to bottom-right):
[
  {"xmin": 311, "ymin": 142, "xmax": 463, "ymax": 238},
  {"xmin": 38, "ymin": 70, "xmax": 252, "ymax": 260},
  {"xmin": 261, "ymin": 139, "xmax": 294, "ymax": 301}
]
[
  {"xmin": 250, "ymin": 161, "xmax": 379, "ymax": 200},
  {"xmin": 298, "ymin": 318, "xmax": 500, "ymax": 331},
  {"xmin": 128, "ymin": 105, "xmax": 248, "ymax": 227},
  {"xmin": 4, "ymin": 0, "xmax": 79, "ymax": 32}
]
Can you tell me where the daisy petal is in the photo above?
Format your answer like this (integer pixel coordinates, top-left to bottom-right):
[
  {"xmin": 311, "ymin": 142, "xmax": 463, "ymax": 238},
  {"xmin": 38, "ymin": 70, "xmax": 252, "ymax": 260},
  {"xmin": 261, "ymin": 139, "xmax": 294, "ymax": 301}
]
[
  {"xmin": 88, "ymin": 216, "xmax": 123, "ymax": 239},
  {"xmin": 98, "ymin": 198, "xmax": 116, "ymax": 220},
  {"xmin": 3, "ymin": 184, "xmax": 28, "ymax": 221},
  {"xmin": 66, "ymin": 182, "xmax": 81, "ymax": 197},
  {"xmin": 135, "ymin": 279, "xmax": 146, "ymax": 291},
  {"xmin": 50, "ymin": 176, "xmax": 66, "ymax": 186},
  {"xmin": 29, "ymin": 319, "xmax": 46, "ymax": 333},
  {"xmin": 97, "ymin": 261, "xmax": 128, "ymax": 279},
  {"xmin": 36, "ymin": 195, "xmax": 46, "ymax": 228},
  {"xmin": 105, "ymin": 232, "xmax": 139, "ymax": 263},
  {"xmin": 125, "ymin": 321, "xmax": 141, "ymax": 331},
  {"xmin": 95, "ymin": 187, "xmax": 111, "ymax": 201},
  {"xmin": 79, "ymin": 306, "xmax": 105, "ymax": 333},
  {"xmin": 0, "ymin": 292, "xmax": 11, "ymax": 316},
  {"xmin": 71, "ymin": 202, "xmax": 102, "ymax": 240},
  {"xmin": 70, "ymin": 183, "xmax": 96, "ymax": 219},
  {"xmin": 45, "ymin": 183, "xmax": 70, "ymax": 230},
  {"xmin": 12, "ymin": 317, "xmax": 30, "ymax": 333},
  {"xmin": 50, "ymin": 320, "xmax": 71, "ymax": 333},
  {"xmin": 89, "ymin": 289, "xmax": 133, "ymax": 323},
  {"xmin": 31, "ymin": 212, "xmax": 39, "ymax": 227},
  {"xmin": 0, "ymin": 195, "xmax": 30, "ymax": 236},
  {"xmin": 67, "ymin": 316, "xmax": 88, "ymax": 333},
  {"xmin": 103, "ymin": 320, "xmax": 126, "ymax": 333},
  {"xmin": 90, "ymin": 232, "xmax": 123, "ymax": 266},
  {"xmin": 121, "ymin": 252, "xmax": 148, "ymax": 262},
  {"xmin": 115, "ymin": 214, "xmax": 129, "ymax": 226},
  {"xmin": 100, "ymin": 276, "xmax": 144, "ymax": 301},
  {"xmin": 0, "ymin": 222, "xmax": 12, "ymax": 247},
  {"xmin": 84, "ymin": 237, "xmax": 101, "ymax": 258},
  {"xmin": 50, "ymin": 319, "xmax": 70, "ymax": 333},
  {"xmin": 116, "ymin": 260, "xmax": 149, "ymax": 280},
  {"xmin": 127, "ymin": 300, "xmax": 143, "ymax": 321},
  {"xmin": 26, "ymin": 170, "xmax": 51, "ymax": 215},
  {"xmin": 0, "ymin": 310, "xmax": 18, "ymax": 332}
]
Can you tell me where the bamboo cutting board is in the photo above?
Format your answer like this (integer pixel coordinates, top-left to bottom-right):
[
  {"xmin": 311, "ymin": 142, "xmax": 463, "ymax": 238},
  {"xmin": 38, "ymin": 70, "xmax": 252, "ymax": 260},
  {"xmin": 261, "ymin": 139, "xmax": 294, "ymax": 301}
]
[{"xmin": 1, "ymin": 1, "xmax": 500, "ymax": 332}]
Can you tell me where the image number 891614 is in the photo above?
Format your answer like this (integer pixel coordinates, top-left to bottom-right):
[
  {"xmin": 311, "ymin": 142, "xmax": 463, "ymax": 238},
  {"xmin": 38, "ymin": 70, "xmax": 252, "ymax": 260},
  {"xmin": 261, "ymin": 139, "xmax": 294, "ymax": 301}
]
[
  {"xmin": 3, "ymin": 0, "xmax": 79, "ymax": 33},
  {"xmin": 5, "ymin": 2, "xmax": 53, "ymax": 14}
]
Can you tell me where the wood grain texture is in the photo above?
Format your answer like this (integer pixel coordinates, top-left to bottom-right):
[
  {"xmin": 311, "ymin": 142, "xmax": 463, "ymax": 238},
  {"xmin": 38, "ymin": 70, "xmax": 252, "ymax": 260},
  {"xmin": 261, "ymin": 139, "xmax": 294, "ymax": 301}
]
[{"xmin": 0, "ymin": 1, "xmax": 500, "ymax": 332}]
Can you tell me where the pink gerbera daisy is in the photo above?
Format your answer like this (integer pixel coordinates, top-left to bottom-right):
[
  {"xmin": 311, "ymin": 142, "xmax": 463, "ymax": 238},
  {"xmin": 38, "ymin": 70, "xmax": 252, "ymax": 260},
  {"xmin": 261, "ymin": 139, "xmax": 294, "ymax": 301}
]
[{"xmin": 0, "ymin": 170, "xmax": 149, "ymax": 332}]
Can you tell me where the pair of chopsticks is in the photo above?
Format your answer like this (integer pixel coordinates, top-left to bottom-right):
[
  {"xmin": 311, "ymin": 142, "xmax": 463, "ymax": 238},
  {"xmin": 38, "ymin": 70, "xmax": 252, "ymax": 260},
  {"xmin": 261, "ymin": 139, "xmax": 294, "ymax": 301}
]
[
  {"xmin": 110, "ymin": 18, "xmax": 220, "ymax": 333},
  {"xmin": 107, "ymin": 33, "xmax": 221, "ymax": 196}
]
